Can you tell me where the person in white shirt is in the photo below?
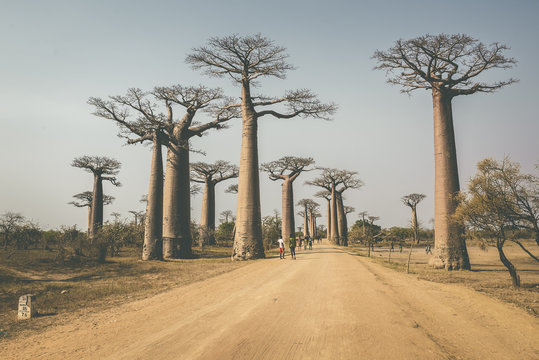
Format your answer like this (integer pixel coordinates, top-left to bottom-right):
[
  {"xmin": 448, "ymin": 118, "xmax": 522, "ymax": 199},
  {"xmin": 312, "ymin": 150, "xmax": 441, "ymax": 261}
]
[{"xmin": 277, "ymin": 238, "xmax": 285, "ymax": 259}]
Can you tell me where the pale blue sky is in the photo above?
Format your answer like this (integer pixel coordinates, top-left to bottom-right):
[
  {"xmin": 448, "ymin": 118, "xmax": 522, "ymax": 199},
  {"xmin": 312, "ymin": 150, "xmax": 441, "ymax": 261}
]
[{"xmin": 1, "ymin": 0, "xmax": 537, "ymax": 230}]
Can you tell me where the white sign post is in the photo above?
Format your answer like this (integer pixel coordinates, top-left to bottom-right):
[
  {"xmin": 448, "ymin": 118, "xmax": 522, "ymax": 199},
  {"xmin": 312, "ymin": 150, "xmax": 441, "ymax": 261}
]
[{"xmin": 18, "ymin": 294, "xmax": 36, "ymax": 320}]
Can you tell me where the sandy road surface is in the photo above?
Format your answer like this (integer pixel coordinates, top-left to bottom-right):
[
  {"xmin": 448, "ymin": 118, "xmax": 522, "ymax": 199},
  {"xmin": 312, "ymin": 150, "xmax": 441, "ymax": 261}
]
[{"xmin": 2, "ymin": 244, "xmax": 538, "ymax": 359}]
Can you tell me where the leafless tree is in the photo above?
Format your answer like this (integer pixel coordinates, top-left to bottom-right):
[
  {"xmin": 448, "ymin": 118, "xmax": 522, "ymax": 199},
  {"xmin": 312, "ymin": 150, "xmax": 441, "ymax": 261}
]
[
  {"xmin": 374, "ymin": 34, "xmax": 517, "ymax": 270},
  {"xmin": 261, "ymin": 156, "xmax": 314, "ymax": 243},
  {"xmin": 0, "ymin": 212, "xmax": 24, "ymax": 250},
  {"xmin": 314, "ymin": 190, "xmax": 332, "ymax": 239},
  {"xmin": 128, "ymin": 210, "xmax": 145, "ymax": 226},
  {"xmin": 89, "ymin": 90, "xmax": 169, "ymax": 260},
  {"xmin": 367, "ymin": 216, "xmax": 380, "ymax": 257},
  {"xmin": 187, "ymin": 34, "xmax": 337, "ymax": 260},
  {"xmin": 69, "ymin": 191, "xmax": 114, "ymax": 234},
  {"xmin": 402, "ymin": 193, "xmax": 427, "ymax": 244},
  {"xmin": 220, "ymin": 210, "xmax": 234, "ymax": 224},
  {"xmin": 358, "ymin": 211, "xmax": 368, "ymax": 238},
  {"xmin": 297, "ymin": 199, "xmax": 318, "ymax": 238},
  {"xmin": 191, "ymin": 161, "xmax": 239, "ymax": 245},
  {"xmin": 225, "ymin": 184, "xmax": 238, "ymax": 194},
  {"xmin": 307, "ymin": 168, "xmax": 362, "ymax": 246},
  {"xmin": 153, "ymin": 85, "xmax": 240, "ymax": 259},
  {"xmin": 71, "ymin": 156, "xmax": 121, "ymax": 242}
]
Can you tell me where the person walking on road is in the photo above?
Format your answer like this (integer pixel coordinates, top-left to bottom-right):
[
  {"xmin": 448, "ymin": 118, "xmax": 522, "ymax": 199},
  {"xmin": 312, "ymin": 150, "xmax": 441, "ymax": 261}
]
[
  {"xmin": 289, "ymin": 236, "xmax": 297, "ymax": 260},
  {"xmin": 277, "ymin": 238, "xmax": 285, "ymax": 259}
]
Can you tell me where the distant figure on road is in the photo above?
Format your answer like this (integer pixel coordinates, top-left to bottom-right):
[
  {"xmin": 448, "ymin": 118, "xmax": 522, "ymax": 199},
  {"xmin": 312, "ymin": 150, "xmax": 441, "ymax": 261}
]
[
  {"xmin": 289, "ymin": 237, "xmax": 297, "ymax": 259},
  {"xmin": 304, "ymin": 236, "xmax": 309, "ymax": 250},
  {"xmin": 277, "ymin": 238, "xmax": 285, "ymax": 259},
  {"xmin": 308, "ymin": 237, "xmax": 313, "ymax": 250},
  {"xmin": 425, "ymin": 244, "xmax": 432, "ymax": 255}
]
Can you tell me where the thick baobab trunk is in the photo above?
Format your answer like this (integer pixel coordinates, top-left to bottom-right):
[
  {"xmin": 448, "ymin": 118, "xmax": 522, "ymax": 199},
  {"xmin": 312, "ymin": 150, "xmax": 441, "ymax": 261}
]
[
  {"xmin": 336, "ymin": 193, "xmax": 347, "ymax": 246},
  {"xmin": 142, "ymin": 136, "xmax": 164, "ymax": 260},
  {"xmin": 199, "ymin": 181, "xmax": 216, "ymax": 245},
  {"xmin": 303, "ymin": 204, "xmax": 309, "ymax": 238},
  {"xmin": 429, "ymin": 89, "xmax": 470, "ymax": 270},
  {"xmin": 163, "ymin": 138, "xmax": 193, "ymax": 258},
  {"xmin": 89, "ymin": 174, "xmax": 103, "ymax": 241},
  {"xmin": 326, "ymin": 199, "xmax": 331, "ymax": 240},
  {"xmin": 233, "ymin": 82, "xmax": 264, "ymax": 260},
  {"xmin": 87, "ymin": 207, "xmax": 92, "ymax": 235},
  {"xmin": 281, "ymin": 178, "xmax": 295, "ymax": 242},
  {"xmin": 411, "ymin": 206, "xmax": 419, "ymax": 244},
  {"xmin": 330, "ymin": 186, "xmax": 339, "ymax": 244}
]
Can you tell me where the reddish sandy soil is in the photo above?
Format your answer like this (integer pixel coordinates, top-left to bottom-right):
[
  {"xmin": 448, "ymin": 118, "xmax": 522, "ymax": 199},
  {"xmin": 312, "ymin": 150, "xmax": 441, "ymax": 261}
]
[{"xmin": 1, "ymin": 244, "xmax": 538, "ymax": 359}]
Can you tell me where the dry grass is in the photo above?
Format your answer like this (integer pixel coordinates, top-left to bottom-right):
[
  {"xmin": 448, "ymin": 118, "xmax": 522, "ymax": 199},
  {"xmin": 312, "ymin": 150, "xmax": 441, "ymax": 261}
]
[
  {"xmin": 347, "ymin": 241, "xmax": 539, "ymax": 316},
  {"xmin": 0, "ymin": 246, "xmax": 246, "ymax": 339}
]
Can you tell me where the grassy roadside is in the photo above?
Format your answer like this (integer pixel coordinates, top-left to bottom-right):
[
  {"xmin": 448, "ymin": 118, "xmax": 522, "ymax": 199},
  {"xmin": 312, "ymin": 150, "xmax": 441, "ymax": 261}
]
[
  {"xmin": 0, "ymin": 246, "xmax": 248, "ymax": 340},
  {"xmin": 346, "ymin": 242, "xmax": 539, "ymax": 316}
]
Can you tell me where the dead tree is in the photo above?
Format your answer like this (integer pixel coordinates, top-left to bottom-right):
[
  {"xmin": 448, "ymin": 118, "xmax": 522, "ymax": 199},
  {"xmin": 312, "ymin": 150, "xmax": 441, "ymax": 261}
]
[
  {"xmin": 261, "ymin": 156, "xmax": 314, "ymax": 243},
  {"xmin": 191, "ymin": 161, "xmax": 239, "ymax": 245},
  {"xmin": 69, "ymin": 191, "xmax": 114, "ymax": 234},
  {"xmin": 187, "ymin": 34, "xmax": 336, "ymax": 260},
  {"xmin": 402, "ymin": 194, "xmax": 426, "ymax": 244},
  {"xmin": 71, "ymin": 156, "xmax": 121, "ymax": 241},
  {"xmin": 374, "ymin": 34, "xmax": 517, "ymax": 270}
]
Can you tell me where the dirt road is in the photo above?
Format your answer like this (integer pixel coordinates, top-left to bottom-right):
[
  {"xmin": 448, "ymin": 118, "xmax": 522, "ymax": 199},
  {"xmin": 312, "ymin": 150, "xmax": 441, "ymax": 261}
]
[{"xmin": 2, "ymin": 244, "xmax": 538, "ymax": 359}]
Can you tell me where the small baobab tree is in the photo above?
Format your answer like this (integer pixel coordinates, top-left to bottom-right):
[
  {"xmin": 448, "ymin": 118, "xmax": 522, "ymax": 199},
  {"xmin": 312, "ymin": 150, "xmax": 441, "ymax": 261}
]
[
  {"xmin": 358, "ymin": 211, "xmax": 368, "ymax": 239},
  {"xmin": 71, "ymin": 156, "xmax": 121, "ymax": 241},
  {"xmin": 374, "ymin": 34, "xmax": 517, "ymax": 270},
  {"xmin": 402, "ymin": 193, "xmax": 426, "ymax": 244},
  {"xmin": 367, "ymin": 216, "xmax": 380, "ymax": 257},
  {"xmin": 187, "ymin": 34, "xmax": 336, "ymax": 260},
  {"xmin": 128, "ymin": 210, "xmax": 145, "ymax": 226},
  {"xmin": 69, "ymin": 191, "xmax": 114, "ymax": 235},
  {"xmin": 261, "ymin": 156, "xmax": 315, "ymax": 243},
  {"xmin": 0, "ymin": 212, "xmax": 24, "ymax": 250},
  {"xmin": 191, "ymin": 161, "xmax": 239, "ymax": 245},
  {"xmin": 297, "ymin": 199, "xmax": 318, "ymax": 238},
  {"xmin": 220, "ymin": 210, "xmax": 234, "ymax": 224},
  {"xmin": 314, "ymin": 190, "xmax": 332, "ymax": 239}
]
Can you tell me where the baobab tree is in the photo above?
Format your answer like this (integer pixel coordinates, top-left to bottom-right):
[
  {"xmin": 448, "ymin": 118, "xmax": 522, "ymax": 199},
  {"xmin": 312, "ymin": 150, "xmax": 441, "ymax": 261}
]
[
  {"xmin": 71, "ymin": 156, "xmax": 121, "ymax": 241},
  {"xmin": 153, "ymin": 85, "xmax": 239, "ymax": 259},
  {"xmin": 308, "ymin": 168, "xmax": 362, "ymax": 246},
  {"xmin": 374, "ymin": 34, "xmax": 517, "ymax": 270},
  {"xmin": 261, "ymin": 156, "xmax": 315, "ymax": 243},
  {"xmin": 89, "ymin": 89, "xmax": 171, "ymax": 261},
  {"xmin": 358, "ymin": 211, "xmax": 368, "ymax": 238},
  {"xmin": 191, "ymin": 161, "xmax": 239, "ymax": 245},
  {"xmin": 402, "ymin": 193, "xmax": 426, "ymax": 244},
  {"xmin": 367, "ymin": 216, "xmax": 380, "ymax": 257},
  {"xmin": 314, "ymin": 190, "xmax": 332, "ymax": 239},
  {"xmin": 187, "ymin": 34, "xmax": 336, "ymax": 260},
  {"xmin": 128, "ymin": 210, "xmax": 145, "ymax": 226},
  {"xmin": 220, "ymin": 210, "xmax": 234, "ymax": 224},
  {"xmin": 69, "ymin": 191, "xmax": 114, "ymax": 234},
  {"xmin": 297, "ymin": 199, "xmax": 318, "ymax": 238},
  {"xmin": 0, "ymin": 212, "xmax": 24, "ymax": 250}
]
